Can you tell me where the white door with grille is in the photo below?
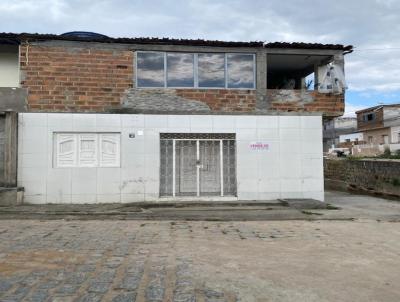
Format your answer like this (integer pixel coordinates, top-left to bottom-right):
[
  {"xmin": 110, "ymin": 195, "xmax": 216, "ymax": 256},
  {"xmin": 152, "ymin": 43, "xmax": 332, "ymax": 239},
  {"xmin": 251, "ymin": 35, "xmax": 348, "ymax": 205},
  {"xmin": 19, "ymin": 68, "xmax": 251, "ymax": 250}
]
[{"xmin": 160, "ymin": 133, "xmax": 236, "ymax": 197}]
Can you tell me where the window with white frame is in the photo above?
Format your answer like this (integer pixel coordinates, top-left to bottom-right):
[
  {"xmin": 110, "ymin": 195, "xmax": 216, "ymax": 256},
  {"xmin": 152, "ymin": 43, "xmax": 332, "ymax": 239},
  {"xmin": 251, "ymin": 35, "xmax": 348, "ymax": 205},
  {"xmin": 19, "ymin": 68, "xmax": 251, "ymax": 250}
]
[
  {"xmin": 54, "ymin": 133, "xmax": 120, "ymax": 168},
  {"xmin": 136, "ymin": 51, "xmax": 255, "ymax": 89}
]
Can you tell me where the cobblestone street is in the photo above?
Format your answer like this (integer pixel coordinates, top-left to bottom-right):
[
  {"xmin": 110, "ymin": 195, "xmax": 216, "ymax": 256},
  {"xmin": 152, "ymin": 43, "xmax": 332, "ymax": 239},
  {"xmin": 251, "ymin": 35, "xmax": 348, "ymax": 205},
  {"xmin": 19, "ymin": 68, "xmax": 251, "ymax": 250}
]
[{"xmin": 0, "ymin": 217, "xmax": 400, "ymax": 302}]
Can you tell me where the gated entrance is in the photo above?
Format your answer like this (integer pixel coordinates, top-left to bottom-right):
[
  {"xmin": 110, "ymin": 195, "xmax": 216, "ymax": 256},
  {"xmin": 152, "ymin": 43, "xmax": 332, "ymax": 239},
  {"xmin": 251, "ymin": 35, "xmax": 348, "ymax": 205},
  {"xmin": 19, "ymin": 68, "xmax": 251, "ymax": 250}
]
[{"xmin": 160, "ymin": 133, "xmax": 236, "ymax": 197}]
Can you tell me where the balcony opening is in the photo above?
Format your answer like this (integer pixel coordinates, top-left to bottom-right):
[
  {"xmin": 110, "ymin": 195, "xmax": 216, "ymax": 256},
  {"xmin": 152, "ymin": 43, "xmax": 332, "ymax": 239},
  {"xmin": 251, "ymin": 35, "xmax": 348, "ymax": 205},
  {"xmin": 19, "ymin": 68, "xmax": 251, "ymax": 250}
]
[{"xmin": 267, "ymin": 53, "xmax": 335, "ymax": 91}]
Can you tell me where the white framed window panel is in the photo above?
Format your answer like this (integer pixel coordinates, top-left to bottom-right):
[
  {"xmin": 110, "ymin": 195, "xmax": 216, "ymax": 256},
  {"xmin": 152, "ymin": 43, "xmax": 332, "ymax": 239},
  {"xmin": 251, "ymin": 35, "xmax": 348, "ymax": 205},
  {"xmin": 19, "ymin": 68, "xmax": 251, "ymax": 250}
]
[
  {"xmin": 54, "ymin": 133, "xmax": 120, "ymax": 168},
  {"xmin": 99, "ymin": 133, "xmax": 120, "ymax": 167},
  {"xmin": 78, "ymin": 133, "xmax": 98, "ymax": 167},
  {"xmin": 56, "ymin": 133, "xmax": 77, "ymax": 168}
]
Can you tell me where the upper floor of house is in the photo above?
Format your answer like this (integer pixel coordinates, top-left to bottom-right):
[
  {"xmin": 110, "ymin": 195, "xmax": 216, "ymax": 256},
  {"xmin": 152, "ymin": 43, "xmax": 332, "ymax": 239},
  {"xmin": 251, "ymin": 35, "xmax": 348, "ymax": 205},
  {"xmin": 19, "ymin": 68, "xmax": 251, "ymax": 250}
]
[
  {"xmin": 0, "ymin": 32, "xmax": 352, "ymax": 116},
  {"xmin": 356, "ymin": 104, "xmax": 400, "ymax": 131},
  {"xmin": 323, "ymin": 116, "xmax": 357, "ymax": 139}
]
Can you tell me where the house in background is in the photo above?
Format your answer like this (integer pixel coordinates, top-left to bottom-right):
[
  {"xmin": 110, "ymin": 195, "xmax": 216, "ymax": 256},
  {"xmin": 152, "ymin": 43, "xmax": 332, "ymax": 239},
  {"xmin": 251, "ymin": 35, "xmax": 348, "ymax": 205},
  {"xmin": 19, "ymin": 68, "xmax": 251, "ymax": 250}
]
[
  {"xmin": 338, "ymin": 104, "xmax": 400, "ymax": 156},
  {"xmin": 323, "ymin": 116, "xmax": 357, "ymax": 151},
  {"xmin": 356, "ymin": 104, "xmax": 400, "ymax": 145},
  {"xmin": 0, "ymin": 32, "xmax": 351, "ymax": 203}
]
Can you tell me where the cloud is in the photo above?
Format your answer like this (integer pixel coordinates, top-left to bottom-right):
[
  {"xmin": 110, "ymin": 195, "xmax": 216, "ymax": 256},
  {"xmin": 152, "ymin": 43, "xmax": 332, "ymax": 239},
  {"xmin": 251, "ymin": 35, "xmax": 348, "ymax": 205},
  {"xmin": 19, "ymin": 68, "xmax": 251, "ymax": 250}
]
[
  {"xmin": 0, "ymin": 0, "xmax": 400, "ymax": 97},
  {"xmin": 343, "ymin": 103, "xmax": 366, "ymax": 117}
]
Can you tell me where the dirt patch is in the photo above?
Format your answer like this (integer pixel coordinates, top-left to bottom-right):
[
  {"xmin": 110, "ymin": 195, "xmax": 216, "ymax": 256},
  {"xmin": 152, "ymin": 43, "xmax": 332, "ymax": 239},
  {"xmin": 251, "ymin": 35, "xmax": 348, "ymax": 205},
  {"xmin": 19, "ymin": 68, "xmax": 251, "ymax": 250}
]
[{"xmin": 0, "ymin": 249, "xmax": 85, "ymax": 275}]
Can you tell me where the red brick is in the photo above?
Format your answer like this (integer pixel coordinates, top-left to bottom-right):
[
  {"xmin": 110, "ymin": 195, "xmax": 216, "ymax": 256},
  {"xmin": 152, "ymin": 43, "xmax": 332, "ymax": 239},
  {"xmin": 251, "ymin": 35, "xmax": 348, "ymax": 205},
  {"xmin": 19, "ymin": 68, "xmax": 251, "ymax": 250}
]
[{"xmin": 21, "ymin": 44, "xmax": 133, "ymax": 112}]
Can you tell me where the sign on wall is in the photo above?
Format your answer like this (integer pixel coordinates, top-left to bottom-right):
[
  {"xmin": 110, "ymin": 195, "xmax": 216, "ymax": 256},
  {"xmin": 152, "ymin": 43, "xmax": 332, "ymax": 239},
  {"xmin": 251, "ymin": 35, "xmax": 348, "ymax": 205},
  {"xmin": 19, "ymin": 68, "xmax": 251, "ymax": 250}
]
[{"xmin": 249, "ymin": 142, "xmax": 270, "ymax": 151}]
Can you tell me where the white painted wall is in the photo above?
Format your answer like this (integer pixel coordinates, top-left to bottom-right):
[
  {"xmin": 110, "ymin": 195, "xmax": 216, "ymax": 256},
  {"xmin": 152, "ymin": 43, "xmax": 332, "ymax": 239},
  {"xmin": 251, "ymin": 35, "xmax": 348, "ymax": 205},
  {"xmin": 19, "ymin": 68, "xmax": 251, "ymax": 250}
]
[
  {"xmin": 18, "ymin": 113, "xmax": 324, "ymax": 204},
  {"xmin": 391, "ymin": 126, "xmax": 400, "ymax": 143},
  {"xmin": 0, "ymin": 45, "xmax": 19, "ymax": 87}
]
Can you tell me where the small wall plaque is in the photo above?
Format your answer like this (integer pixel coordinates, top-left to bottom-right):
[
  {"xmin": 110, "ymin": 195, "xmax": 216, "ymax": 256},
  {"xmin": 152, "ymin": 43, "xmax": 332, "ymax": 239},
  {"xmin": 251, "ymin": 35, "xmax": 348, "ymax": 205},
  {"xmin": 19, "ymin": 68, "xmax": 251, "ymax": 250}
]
[{"xmin": 250, "ymin": 142, "xmax": 269, "ymax": 151}]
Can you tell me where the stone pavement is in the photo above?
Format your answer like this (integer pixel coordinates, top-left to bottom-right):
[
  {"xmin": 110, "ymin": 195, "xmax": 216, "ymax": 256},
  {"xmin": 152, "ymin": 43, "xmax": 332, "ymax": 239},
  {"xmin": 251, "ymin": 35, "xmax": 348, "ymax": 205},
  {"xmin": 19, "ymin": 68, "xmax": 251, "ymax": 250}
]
[
  {"xmin": 0, "ymin": 191, "xmax": 400, "ymax": 301},
  {"xmin": 0, "ymin": 218, "xmax": 400, "ymax": 301}
]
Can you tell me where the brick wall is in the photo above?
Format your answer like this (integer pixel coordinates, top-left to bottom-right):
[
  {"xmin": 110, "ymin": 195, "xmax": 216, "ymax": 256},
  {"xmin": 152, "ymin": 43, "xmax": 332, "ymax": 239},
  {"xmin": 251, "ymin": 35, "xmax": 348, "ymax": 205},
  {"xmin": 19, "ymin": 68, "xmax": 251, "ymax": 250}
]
[
  {"xmin": 20, "ymin": 44, "xmax": 133, "ymax": 112},
  {"xmin": 357, "ymin": 107, "xmax": 384, "ymax": 131},
  {"xmin": 176, "ymin": 89, "xmax": 256, "ymax": 112},
  {"xmin": 269, "ymin": 90, "xmax": 344, "ymax": 117},
  {"xmin": 19, "ymin": 43, "xmax": 344, "ymax": 115},
  {"xmin": 324, "ymin": 158, "xmax": 400, "ymax": 198}
]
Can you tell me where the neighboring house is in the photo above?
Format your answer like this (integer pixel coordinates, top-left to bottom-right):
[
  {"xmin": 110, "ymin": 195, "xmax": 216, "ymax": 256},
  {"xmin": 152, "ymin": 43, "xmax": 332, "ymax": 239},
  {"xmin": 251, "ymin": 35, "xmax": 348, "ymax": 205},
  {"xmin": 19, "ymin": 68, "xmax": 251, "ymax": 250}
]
[
  {"xmin": 339, "ymin": 132, "xmax": 364, "ymax": 144},
  {"xmin": 0, "ymin": 32, "xmax": 352, "ymax": 203},
  {"xmin": 323, "ymin": 117, "xmax": 357, "ymax": 151},
  {"xmin": 356, "ymin": 104, "xmax": 400, "ymax": 145}
]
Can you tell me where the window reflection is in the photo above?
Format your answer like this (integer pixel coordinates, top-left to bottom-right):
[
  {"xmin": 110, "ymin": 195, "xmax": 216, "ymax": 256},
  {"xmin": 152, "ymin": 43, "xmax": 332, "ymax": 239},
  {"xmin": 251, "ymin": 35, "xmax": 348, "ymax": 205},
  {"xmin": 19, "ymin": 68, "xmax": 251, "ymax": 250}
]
[
  {"xmin": 198, "ymin": 53, "xmax": 225, "ymax": 88},
  {"xmin": 136, "ymin": 52, "xmax": 255, "ymax": 89},
  {"xmin": 227, "ymin": 54, "xmax": 254, "ymax": 88},
  {"xmin": 167, "ymin": 53, "xmax": 194, "ymax": 87},
  {"xmin": 137, "ymin": 52, "xmax": 164, "ymax": 87}
]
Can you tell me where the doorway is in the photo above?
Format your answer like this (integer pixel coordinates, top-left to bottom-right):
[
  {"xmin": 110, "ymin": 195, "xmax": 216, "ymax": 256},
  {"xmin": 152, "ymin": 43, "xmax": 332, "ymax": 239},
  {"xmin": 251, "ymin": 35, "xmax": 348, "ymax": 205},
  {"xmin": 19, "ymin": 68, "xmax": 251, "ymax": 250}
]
[{"xmin": 160, "ymin": 133, "xmax": 236, "ymax": 197}]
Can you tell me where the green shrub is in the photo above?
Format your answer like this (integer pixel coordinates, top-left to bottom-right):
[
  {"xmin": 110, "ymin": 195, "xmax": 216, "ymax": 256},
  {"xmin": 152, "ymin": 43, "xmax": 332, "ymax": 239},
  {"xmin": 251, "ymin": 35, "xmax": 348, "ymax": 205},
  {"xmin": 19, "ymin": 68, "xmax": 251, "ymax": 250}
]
[
  {"xmin": 346, "ymin": 155, "xmax": 362, "ymax": 160},
  {"xmin": 382, "ymin": 147, "xmax": 391, "ymax": 158}
]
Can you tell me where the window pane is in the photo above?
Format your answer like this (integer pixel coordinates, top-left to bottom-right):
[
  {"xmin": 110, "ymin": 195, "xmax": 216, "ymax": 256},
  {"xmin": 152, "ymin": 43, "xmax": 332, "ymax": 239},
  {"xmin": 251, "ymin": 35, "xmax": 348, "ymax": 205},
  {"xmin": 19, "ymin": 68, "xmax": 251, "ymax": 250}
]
[
  {"xmin": 137, "ymin": 52, "xmax": 165, "ymax": 87},
  {"xmin": 100, "ymin": 133, "xmax": 120, "ymax": 167},
  {"xmin": 198, "ymin": 53, "xmax": 225, "ymax": 88},
  {"xmin": 56, "ymin": 134, "xmax": 76, "ymax": 167},
  {"xmin": 227, "ymin": 54, "xmax": 255, "ymax": 88},
  {"xmin": 167, "ymin": 53, "xmax": 194, "ymax": 87},
  {"xmin": 78, "ymin": 134, "xmax": 97, "ymax": 167}
]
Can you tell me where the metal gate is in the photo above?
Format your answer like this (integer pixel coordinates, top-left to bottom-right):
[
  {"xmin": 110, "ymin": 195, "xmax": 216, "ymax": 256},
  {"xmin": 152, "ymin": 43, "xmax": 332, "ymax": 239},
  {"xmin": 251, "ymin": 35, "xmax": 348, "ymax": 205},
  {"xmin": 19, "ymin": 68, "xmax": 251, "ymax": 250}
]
[{"xmin": 160, "ymin": 133, "xmax": 236, "ymax": 197}]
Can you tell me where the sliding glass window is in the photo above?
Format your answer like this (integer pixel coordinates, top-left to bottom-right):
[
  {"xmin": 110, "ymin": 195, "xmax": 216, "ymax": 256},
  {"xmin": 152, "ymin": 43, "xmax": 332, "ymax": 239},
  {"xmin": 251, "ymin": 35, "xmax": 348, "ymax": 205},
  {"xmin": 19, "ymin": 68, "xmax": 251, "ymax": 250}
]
[
  {"xmin": 136, "ymin": 52, "xmax": 165, "ymax": 88},
  {"xmin": 167, "ymin": 53, "xmax": 194, "ymax": 87},
  {"xmin": 227, "ymin": 54, "xmax": 255, "ymax": 89},
  {"xmin": 136, "ymin": 51, "xmax": 255, "ymax": 89},
  {"xmin": 198, "ymin": 53, "xmax": 225, "ymax": 88}
]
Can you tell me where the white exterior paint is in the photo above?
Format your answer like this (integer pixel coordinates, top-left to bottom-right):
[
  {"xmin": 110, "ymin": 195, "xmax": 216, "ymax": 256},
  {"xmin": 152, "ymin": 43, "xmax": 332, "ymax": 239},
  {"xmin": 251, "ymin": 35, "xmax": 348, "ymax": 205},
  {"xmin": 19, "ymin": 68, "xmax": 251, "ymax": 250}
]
[
  {"xmin": 0, "ymin": 45, "xmax": 19, "ymax": 87},
  {"xmin": 390, "ymin": 126, "xmax": 400, "ymax": 143},
  {"xmin": 339, "ymin": 132, "xmax": 364, "ymax": 143},
  {"xmin": 18, "ymin": 113, "xmax": 324, "ymax": 204}
]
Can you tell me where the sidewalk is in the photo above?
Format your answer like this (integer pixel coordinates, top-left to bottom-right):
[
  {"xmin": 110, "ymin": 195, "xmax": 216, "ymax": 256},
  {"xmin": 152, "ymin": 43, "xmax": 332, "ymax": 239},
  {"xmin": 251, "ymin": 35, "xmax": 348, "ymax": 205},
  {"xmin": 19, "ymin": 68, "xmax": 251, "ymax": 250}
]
[{"xmin": 0, "ymin": 191, "xmax": 399, "ymax": 221}]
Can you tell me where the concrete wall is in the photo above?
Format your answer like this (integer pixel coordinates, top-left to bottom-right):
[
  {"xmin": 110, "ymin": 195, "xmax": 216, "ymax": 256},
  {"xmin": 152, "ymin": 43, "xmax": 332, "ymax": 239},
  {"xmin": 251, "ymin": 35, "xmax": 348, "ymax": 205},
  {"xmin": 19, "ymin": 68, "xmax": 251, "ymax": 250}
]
[
  {"xmin": 363, "ymin": 128, "xmax": 391, "ymax": 145},
  {"xmin": 339, "ymin": 132, "xmax": 364, "ymax": 143},
  {"xmin": 383, "ymin": 107, "xmax": 400, "ymax": 128},
  {"xmin": 0, "ymin": 88, "xmax": 27, "ymax": 112},
  {"xmin": 0, "ymin": 45, "xmax": 19, "ymax": 88},
  {"xmin": 0, "ymin": 115, "xmax": 4, "ymax": 184},
  {"xmin": 18, "ymin": 113, "xmax": 324, "ymax": 204},
  {"xmin": 391, "ymin": 126, "xmax": 400, "ymax": 143},
  {"xmin": 324, "ymin": 158, "xmax": 400, "ymax": 198},
  {"xmin": 268, "ymin": 90, "xmax": 345, "ymax": 117}
]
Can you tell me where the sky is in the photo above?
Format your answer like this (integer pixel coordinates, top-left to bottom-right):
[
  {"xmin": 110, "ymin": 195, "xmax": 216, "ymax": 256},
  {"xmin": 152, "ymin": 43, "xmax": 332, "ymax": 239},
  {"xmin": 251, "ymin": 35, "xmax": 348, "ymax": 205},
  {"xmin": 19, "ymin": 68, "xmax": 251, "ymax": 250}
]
[{"xmin": 1, "ymin": 0, "xmax": 399, "ymax": 116}]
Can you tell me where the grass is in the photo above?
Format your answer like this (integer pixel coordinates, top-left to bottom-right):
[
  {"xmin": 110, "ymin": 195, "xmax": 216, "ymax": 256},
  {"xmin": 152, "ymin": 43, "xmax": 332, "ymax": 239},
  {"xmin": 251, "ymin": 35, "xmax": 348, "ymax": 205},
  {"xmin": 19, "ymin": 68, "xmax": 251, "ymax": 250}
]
[{"xmin": 346, "ymin": 153, "xmax": 400, "ymax": 160}]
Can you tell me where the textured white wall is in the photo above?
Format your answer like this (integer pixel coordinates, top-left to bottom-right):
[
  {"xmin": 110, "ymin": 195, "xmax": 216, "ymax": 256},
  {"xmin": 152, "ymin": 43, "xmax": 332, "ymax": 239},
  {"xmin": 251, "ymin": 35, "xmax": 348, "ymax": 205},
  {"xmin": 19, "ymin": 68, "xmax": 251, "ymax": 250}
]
[
  {"xmin": 18, "ymin": 113, "xmax": 323, "ymax": 204},
  {"xmin": 0, "ymin": 46, "xmax": 19, "ymax": 87},
  {"xmin": 391, "ymin": 126, "xmax": 400, "ymax": 143}
]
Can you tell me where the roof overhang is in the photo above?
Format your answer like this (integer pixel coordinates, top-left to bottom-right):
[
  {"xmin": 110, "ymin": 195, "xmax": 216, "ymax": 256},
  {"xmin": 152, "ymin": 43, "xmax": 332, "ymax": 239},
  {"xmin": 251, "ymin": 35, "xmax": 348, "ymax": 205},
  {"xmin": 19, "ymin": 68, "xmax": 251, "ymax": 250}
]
[{"xmin": 0, "ymin": 32, "xmax": 353, "ymax": 52}]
